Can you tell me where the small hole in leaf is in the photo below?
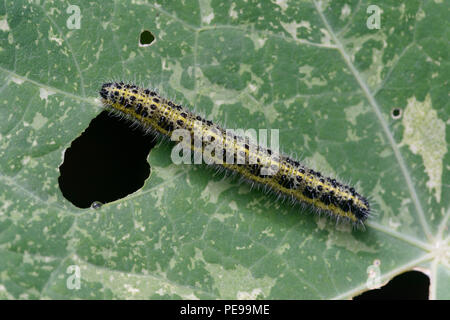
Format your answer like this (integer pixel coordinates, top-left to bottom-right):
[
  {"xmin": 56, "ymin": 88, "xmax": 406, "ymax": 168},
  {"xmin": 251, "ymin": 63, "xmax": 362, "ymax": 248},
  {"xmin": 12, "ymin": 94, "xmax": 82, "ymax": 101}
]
[
  {"xmin": 58, "ymin": 111, "xmax": 157, "ymax": 209},
  {"xmin": 139, "ymin": 30, "xmax": 155, "ymax": 47},
  {"xmin": 354, "ymin": 270, "xmax": 429, "ymax": 300},
  {"xmin": 391, "ymin": 108, "xmax": 402, "ymax": 119}
]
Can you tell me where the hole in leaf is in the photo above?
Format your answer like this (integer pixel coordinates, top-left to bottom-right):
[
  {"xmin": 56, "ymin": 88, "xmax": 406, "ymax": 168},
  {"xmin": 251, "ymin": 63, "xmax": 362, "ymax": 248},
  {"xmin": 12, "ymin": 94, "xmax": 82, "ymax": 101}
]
[
  {"xmin": 354, "ymin": 271, "xmax": 430, "ymax": 300},
  {"xmin": 391, "ymin": 107, "xmax": 402, "ymax": 119},
  {"xmin": 58, "ymin": 111, "xmax": 157, "ymax": 209},
  {"xmin": 139, "ymin": 30, "xmax": 155, "ymax": 47}
]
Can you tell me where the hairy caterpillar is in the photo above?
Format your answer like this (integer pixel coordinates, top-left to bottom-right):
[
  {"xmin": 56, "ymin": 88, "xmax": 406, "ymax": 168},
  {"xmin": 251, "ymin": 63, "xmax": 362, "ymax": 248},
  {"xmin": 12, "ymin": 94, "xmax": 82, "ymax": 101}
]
[{"xmin": 99, "ymin": 82, "xmax": 371, "ymax": 228}]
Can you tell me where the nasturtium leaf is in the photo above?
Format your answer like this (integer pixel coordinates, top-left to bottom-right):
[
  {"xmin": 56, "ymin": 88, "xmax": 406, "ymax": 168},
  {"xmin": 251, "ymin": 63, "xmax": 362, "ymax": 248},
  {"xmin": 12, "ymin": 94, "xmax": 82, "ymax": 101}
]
[{"xmin": 0, "ymin": 0, "xmax": 448, "ymax": 299}]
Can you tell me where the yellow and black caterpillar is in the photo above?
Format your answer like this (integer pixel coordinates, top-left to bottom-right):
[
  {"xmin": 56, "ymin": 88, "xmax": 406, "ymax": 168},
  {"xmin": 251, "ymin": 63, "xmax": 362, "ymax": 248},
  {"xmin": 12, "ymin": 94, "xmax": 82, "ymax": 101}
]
[{"xmin": 99, "ymin": 82, "xmax": 371, "ymax": 227}]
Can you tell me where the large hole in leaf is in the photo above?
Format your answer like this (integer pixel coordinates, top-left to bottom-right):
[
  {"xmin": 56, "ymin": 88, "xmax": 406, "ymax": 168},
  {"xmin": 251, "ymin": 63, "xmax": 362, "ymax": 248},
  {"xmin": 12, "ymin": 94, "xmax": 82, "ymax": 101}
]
[
  {"xmin": 58, "ymin": 111, "xmax": 157, "ymax": 208},
  {"xmin": 354, "ymin": 271, "xmax": 430, "ymax": 300}
]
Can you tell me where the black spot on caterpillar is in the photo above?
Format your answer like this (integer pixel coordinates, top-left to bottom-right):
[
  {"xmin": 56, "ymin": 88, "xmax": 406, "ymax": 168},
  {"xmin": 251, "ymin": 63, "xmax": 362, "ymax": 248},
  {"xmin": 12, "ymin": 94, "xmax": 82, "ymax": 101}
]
[{"xmin": 99, "ymin": 82, "xmax": 371, "ymax": 228}]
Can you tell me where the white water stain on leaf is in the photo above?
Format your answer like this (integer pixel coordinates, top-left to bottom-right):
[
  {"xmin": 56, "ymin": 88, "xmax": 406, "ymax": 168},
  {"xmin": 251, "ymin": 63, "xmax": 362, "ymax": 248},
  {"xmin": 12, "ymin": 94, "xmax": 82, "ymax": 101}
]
[{"xmin": 400, "ymin": 94, "xmax": 447, "ymax": 202}]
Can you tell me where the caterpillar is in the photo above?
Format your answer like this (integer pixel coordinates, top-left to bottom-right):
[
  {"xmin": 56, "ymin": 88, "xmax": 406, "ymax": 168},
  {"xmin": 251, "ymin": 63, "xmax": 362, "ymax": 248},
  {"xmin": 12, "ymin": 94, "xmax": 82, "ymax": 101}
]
[{"xmin": 99, "ymin": 82, "xmax": 371, "ymax": 228}]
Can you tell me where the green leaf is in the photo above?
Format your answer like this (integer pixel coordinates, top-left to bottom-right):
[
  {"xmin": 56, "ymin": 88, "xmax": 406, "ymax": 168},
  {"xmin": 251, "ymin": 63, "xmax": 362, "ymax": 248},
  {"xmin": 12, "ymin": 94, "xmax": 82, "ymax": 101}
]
[{"xmin": 0, "ymin": 0, "xmax": 448, "ymax": 299}]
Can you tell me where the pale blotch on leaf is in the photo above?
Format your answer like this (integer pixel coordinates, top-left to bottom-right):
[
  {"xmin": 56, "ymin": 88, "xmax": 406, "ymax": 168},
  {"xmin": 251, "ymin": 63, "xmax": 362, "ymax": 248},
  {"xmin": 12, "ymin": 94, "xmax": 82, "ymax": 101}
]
[
  {"xmin": 340, "ymin": 4, "xmax": 351, "ymax": 20},
  {"xmin": 197, "ymin": 248, "xmax": 275, "ymax": 299},
  {"xmin": 326, "ymin": 228, "xmax": 377, "ymax": 254},
  {"xmin": 200, "ymin": 179, "xmax": 234, "ymax": 204},
  {"xmin": 344, "ymin": 101, "xmax": 367, "ymax": 126},
  {"xmin": 31, "ymin": 112, "xmax": 48, "ymax": 130},
  {"xmin": 280, "ymin": 20, "xmax": 311, "ymax": 40},
  {"xmin": 11, "ymin": 77, "xmax": 24, "ymax": 84},
  {"xmin": 303, "ymin": 152, "xmax": 336, "ymax": 178},
  {"xmin": 39, "ymin": 88, "xmax": 56, "ymax": 100},
  {"xmin": 400, "ymin": 94, "xmax": 447, "ymax": 203},
  {"xmin": 0, "ymin": 15, "xmax": 10, "ymax": 31}
]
